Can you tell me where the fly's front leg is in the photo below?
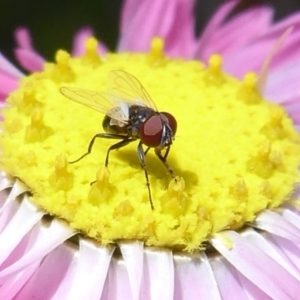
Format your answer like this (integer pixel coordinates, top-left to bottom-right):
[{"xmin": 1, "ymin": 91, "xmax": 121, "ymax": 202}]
[
  {"xmin": 155, "ymin": 146, "xmax": 176, "ymax": 178},
  {"xmin": 137, "ymin": 142, "xmax": 154, "ymax": 210},
  {"xmin": 69, "ymin": 133, "xmax": 129, "ymax": 164}
]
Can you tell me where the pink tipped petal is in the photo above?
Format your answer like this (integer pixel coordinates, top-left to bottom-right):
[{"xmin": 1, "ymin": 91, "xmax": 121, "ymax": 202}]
[
  {"xmin": 72, "ymin": 27, "xmax": 108, "ymax": 56},
  {"xmin": 211, "ymin": 231, "xmax": 300, "ymax": 299},
  {"xmin": 119, "ymin": 0, "xmax": 175, "ymax": 52},
  {"xmin": 0, "ymin": 262, "xmax": 40, "ymax": 299},
  {"xmin": 14, "ymin": 244, "xmax": 75, "ymax": 300},
  {"xmin": 195, "ymin": 0, "xmax": 238, "ymax": 57},
  {"xmin": 236, "ymin": 272, "xmax": 272, "ymax": 300},
  {"xmin": 13, "ymin": 27, "xmax": 45, "ymax": 72},
  {"xmin": 140, "ymin": 248, "xmax": 174, "ymax": 300},
  {"xmin": 253, "ymin": 210, "xmax": 300, "ymax": 242},
  {"xmin": 0, "ymin": 196, "xmax": 44, "ymax": 266},
  {"xmin": 14, "ymin": 49, "xmax": 45, "ymax": 72},
  {"xmin": 119, "ymin": 241, "xmax": 144, "ymax": 300},
  {"xmin": 174, "ymin": 252, "xmax": 221, "ymax": 300},
  {"xmin": 244, "ymin": 228, "xmax": 300, "ymax": 281},
  {"xmin": 196, "ymin": 5, "xmax": 273, "ymax": 63},
  {"xmin": 264, "ymin": 59, "xmax": 300, "ymax": 104},
  {"xmin": 64, "ymin": 238, "xmax": 114, "ymax": 300},
  {"xmin": 72, "ymin": 27, "xmax": 94, "ymax": 56},
  {"xmin": 0, "ymin": 219, "xmax": 75, "ymax": 284},
  {"xmin": 119, "ymin": 0, "xmax": 196, "ymax": 58},
  {"xmin": 0, "ymin": 52, "xmax": 23, "ymax": 78},
  {"xmin": 283, "ymin": 100, "xmax": 300, "ymax": 124},
  {"xmin": 0, "ymin": 72, "xmax": 19, "ymax": 97},
  {"xmin": 14, "ymin": 28, "xmax": 33, "ymax": 50},
  {"xmin": 163, "ymin": 0, "xmax": 196, "ymax": 58},
  {"xmin": 210, "ymin": 255, "xmax": 248, "ymax": 299}
]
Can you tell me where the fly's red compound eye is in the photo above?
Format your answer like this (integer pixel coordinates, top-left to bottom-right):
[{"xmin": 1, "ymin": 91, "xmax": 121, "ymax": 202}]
[
  {"xmin": 161, "ymin": 112, "xmax": 177, "ymax": 135},
  {"xmin": 140, "ymin": 115, "xmax": 163, "ymax": 147}
]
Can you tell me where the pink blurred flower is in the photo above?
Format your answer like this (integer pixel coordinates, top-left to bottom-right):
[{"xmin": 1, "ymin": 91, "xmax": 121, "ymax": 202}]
[{"xmin": 1, "ymin": 0, "xmax": 300, "ymax": 299}]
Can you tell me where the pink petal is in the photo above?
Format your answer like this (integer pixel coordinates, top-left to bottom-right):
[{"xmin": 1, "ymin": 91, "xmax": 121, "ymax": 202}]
[
  {"xmin": 0, "ymin": 196, "xmax": 44, "ymax": 266},
  {"xmin": 14, "ymin": 49, "xmax": 45, "ymax": 72},
  {"xmin": 119, "ymin": 241, "xmax": 144, "ymax": 300},
  {"xmin": 0, "ymin": 52, "xmax": 23, "ymax": 78},
  {"xmin": 266, "ymin": 234, "xmax": 300, "ymax": 276},
  {"xmin": 194, "ymin": 0, "xmax": 238, "ymax": 57},
  {"xmin": 210, "ymin": 254, "xmax": 249, "ymax": 299},
  {"xmin": 244, "ymin": 228, "xmax": 300, "ymax": 281},
  {"xmin": 14, "ymin": 27, "xmax": 45, "ymax": 72},
  {"xmin": 0, "ymin": 70, "xmax": 20, "ymax": 99},
  {"xmin": 236, "ymin": 272, "xmax": 272, "ymax": 300},
  {"xmin": 119, "ymin": 0, "xmax": 196, "ymax": 58},
  {"xmin": 72, "ymin": 27, "xmax": 108, "ymax": 56},
  {"xmin": 174, "ymin": 252, "xmax": 221, "ymax": 300},
  {"xmin": 0, "ymin": 262, "xmax": 40, "ymax": 299},
  {"xmin": 14, "ymin": 244, "xmax": 75, "ymax": 299},
  {"xmin": 264, "ymin": 59, "xmax": 300, "ymax": 104},
  {"xmin": 196, "ymin": 4, "xmax": 273, "ymax": 63},
  {"xmin": 223, "ymin": 15, "xmax": 300, "ymax": 78},
  {"xmin": 0, "ymin": 219, "xmax": 75, "ymax": 283},
  {"xmin": 253, "ymin": 210, "xmax": 300, "ymax": 242},
  {"xmin": 211, "ymin": 230, "xmax": 300, "ymax": 299},
  {"xmin": 14, "ymin": 27, "xmax": 33, "ymax": 50},
  {"xmin": 62, "ymin": 238, "xmax": 114, "ymax": 300}
]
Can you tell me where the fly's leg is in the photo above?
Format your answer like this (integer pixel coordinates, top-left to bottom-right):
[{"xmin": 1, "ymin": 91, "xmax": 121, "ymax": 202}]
[
  {"xmin": 104, "ymin": 138, "xmax": 136, "ymax": 167},
  {"xmin": 69, "ymin": 133, "xmax": 131, "ymax": 164},
  {"xmin": 155, "ymin": 146, "xmax": 176, "ymax": 179},
  {"xmin": 137, "ymin": 142, "xmax": 154, "ymax": 210}
]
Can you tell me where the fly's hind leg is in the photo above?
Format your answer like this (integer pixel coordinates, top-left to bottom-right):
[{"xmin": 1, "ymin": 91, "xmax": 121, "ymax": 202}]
[{"xmin": 69, "ymin": 133, "xmax": 132, "ymax": 164}]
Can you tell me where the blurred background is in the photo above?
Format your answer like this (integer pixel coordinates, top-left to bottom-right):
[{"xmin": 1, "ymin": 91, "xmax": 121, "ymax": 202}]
[{"xmin": 1, "ymin": 0, "xmax": 300, "ymax": 67}]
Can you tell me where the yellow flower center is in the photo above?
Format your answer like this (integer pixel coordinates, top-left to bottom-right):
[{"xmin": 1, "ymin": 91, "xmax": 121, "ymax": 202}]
[{"xmin": 1, "ymin": 37, "xmax": 300, "ymax": 252}]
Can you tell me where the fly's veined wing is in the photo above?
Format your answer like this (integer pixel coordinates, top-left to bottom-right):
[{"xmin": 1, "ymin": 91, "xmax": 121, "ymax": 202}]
[
  {"xmin": 107, "ymin": 70, "xmax": 158, "ymax": 111},
  {"xmin": 60, "ymin": 87, "xmax": 129, "ymax": 124}
]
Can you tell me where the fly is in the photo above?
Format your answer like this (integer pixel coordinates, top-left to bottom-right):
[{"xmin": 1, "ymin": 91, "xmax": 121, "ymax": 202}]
[{"xmin": 60, "ymin": 70, "xmax": 177, "ymax": 210}]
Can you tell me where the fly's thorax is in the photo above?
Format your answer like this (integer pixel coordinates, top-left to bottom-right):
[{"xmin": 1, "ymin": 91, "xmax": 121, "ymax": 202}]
[{"xmin": 128, "ymin": 105, "xmax": 156, "ymax": 138}]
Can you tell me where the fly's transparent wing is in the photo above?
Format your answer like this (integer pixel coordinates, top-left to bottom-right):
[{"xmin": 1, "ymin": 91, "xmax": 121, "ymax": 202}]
[
  {"xmin": 60, "ymin": 87, "xmax": 129, "ymax": 124},
  {"xmin": 107, "ymin": 70, "xmax": 158, "ymax": 111}
]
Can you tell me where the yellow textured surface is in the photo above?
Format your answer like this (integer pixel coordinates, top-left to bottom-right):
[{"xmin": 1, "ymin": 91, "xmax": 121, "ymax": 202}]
[{"xmin": 1, "ymin": 39, "xmax": 300, "ymax": 251}]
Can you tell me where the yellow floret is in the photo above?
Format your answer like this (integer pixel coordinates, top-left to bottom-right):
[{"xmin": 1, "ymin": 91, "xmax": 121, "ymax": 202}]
[{"xmin": 1, "ymin": 37, "xmax": 300, "ymax": 251}]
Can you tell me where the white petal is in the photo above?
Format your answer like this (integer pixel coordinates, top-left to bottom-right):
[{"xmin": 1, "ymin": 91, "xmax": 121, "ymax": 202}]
[
  {"xmin": 0, "ymin": 180, "xmax": 29, "ymax": 215},
  {"xmin": 174, "ymin": 252, "xmax": 221, "ymax": 300},
  {"xmin": 140, "ymin": 248, "xmax": 174, "ymax": 300},
  {"xmin": 119, "ymin": 241, "xmax": 144, "ymax": 300},
  {"xmin": 64, "ymin": 238, "xmax": 115, "ymax": 300}
]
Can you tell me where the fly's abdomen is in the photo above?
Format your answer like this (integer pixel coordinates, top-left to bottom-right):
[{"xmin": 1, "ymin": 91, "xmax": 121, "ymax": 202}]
[{"xmin": 102, "ymin": 115, "xmax": 128, "ymax": 135}]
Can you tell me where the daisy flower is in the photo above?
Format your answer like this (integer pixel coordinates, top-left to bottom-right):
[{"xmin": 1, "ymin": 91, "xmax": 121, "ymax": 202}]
[{"xmin": 1, "ymin": 1, "xmax": 300, "ymax": 299}]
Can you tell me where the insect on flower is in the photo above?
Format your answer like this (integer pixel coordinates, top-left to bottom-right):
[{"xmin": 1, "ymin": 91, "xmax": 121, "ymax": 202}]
[{"xmin": 60, "ymin": 70, "xmax": 177, "ymax": 210}]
